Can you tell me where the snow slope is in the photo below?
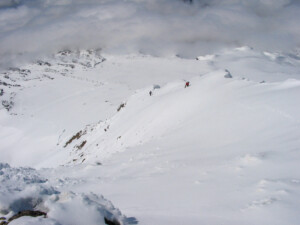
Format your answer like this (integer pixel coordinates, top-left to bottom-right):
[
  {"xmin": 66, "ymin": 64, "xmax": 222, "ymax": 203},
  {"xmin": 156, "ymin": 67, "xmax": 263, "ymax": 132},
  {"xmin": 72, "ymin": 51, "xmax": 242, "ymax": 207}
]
[{"xmin": 1, "ymin": 47, "xmax": 300, "ymax": 224}]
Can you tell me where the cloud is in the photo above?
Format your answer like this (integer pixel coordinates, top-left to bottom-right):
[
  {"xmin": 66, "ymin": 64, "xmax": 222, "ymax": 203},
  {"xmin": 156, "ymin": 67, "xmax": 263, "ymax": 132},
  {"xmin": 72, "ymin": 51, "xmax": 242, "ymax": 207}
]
[{"xmin": 0, "ymin": 0, "xmax": 299, "ymax": 67}]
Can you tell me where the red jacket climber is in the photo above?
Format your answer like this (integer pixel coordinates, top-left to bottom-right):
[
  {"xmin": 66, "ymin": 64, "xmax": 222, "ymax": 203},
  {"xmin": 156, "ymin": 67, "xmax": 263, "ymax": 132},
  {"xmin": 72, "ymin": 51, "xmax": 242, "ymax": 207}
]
[{"xmin": 185, "ymin": 81, "xmax": 190, "ymax": 88}]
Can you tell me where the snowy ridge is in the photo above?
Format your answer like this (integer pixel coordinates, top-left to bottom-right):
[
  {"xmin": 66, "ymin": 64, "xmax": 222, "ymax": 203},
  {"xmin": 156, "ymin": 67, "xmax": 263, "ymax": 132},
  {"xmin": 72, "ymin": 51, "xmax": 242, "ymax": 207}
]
[{"xmin": 61, "ymin": 68, "xmax": 300, "ymax": 166}]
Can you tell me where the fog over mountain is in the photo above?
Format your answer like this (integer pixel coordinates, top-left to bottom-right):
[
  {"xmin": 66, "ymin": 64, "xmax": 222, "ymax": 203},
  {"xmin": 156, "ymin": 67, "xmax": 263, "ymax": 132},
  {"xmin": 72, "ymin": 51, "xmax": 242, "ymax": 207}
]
[
  {"xmin": 1, "ymin": 1, "xmax": 300, "ymax": 225},
  {"xmin": 0, "ymin": 0, "xmax": 299, "ymax": 67}
]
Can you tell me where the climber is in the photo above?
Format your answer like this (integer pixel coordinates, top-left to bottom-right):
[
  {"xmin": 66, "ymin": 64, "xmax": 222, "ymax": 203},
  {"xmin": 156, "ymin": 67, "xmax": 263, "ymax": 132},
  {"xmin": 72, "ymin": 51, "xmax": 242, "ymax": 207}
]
[{"xmin": 185, "ymin": 81, "xmax": 190, "ymax": 88}]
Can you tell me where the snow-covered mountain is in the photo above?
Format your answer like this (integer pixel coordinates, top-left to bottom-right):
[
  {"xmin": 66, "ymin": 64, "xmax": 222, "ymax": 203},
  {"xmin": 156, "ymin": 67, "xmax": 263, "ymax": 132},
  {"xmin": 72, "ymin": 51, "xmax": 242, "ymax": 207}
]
[{"xmin": 1, "ymin": 46, "xmax": 300, "ymax": 224}]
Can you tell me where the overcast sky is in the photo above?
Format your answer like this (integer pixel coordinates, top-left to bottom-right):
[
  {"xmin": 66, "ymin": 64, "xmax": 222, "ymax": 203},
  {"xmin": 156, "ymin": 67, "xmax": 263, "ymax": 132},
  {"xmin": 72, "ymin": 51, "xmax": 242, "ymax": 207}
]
[{"xmin": 0, "ymin": 0, "xmax": 299, "ymax": 67}]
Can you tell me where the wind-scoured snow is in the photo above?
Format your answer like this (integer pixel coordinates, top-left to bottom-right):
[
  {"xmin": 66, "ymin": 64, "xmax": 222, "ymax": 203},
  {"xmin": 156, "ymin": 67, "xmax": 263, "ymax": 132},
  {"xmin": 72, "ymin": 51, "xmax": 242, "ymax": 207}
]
[{"xmin": 0, "ymin": 47, "xmax": 300, "ymax": 224}]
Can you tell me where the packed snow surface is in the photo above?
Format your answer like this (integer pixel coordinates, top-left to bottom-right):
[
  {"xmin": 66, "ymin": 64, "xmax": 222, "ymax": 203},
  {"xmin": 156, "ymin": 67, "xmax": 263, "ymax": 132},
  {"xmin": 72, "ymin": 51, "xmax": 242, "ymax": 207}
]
[{"xmin": 1, "ymin": 47, "xmax": 300, "ymax": 224}]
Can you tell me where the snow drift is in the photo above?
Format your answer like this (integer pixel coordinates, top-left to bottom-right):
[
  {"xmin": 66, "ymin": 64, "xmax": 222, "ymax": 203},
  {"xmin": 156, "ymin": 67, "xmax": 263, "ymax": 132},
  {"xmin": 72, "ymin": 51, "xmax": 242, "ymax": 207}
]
[{"xmin": 0, "ymin": 163, "xmax": 129, "ymax": 225}]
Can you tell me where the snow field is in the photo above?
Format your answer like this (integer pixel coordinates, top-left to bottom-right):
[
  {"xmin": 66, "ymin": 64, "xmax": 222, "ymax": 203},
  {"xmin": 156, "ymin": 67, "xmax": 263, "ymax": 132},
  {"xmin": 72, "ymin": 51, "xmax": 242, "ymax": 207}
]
[{"xmin": 0, "ymin": 47, "xmax": 300, "ymax": 224}]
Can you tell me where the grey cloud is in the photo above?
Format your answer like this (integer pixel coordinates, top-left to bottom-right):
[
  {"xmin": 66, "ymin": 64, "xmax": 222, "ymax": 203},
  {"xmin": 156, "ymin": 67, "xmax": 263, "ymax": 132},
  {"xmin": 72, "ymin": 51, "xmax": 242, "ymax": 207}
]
[{"xmin": 0, "ymin": 0, "xmax": 299, "ymax": 68}]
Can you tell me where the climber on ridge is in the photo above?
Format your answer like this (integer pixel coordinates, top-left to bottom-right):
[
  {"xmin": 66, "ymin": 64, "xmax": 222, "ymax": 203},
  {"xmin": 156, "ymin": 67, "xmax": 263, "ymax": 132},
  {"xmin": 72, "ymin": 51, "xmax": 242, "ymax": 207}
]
[{"xmin": 185, "ymin": 81, "xmax": 190, "ymax": 88}]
